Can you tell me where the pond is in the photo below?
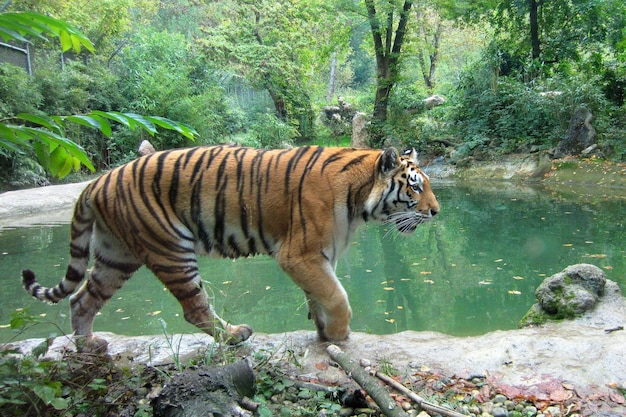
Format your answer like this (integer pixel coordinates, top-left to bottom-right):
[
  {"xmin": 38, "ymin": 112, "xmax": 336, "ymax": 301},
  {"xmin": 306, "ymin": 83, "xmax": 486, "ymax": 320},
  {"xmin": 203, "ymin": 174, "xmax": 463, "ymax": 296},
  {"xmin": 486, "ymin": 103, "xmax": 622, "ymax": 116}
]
[{"xmin": 1, "ymin": 181, "xmax": 624, "ymax": 343}]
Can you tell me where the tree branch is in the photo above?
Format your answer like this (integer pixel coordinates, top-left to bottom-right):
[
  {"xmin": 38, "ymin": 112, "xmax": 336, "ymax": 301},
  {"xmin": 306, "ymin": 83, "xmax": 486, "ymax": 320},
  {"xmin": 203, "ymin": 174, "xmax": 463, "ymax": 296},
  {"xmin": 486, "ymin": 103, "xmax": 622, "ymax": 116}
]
[
  {"xmin": 327, "ymin": 344, "xmax": 408, "ymax": 417},
  {"xmin": 370, "ymin": 369, "xmax": 467, "ymax": 417}
]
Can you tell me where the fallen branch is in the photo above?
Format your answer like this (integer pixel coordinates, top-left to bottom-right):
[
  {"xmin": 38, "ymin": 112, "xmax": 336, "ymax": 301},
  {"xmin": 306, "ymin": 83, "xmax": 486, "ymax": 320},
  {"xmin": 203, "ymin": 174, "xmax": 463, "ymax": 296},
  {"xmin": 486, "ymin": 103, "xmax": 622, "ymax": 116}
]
[
  {"xmin": 371, "ymin": 369, "xmax": 467, "ymax": 417},
  {"xmin": 327, "ymin": 344, "xmax": 408, "ymax": 417}
]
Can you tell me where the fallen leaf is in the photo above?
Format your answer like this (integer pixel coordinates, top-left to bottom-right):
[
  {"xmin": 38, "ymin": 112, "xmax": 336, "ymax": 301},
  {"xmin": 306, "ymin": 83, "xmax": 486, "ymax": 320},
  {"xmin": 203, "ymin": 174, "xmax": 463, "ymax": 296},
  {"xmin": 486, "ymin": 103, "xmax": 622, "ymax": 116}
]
[
  {"xmin": 147, "ymin": 310, "xmax": 161, "ymax": 316},
  {"xmin": 513, "ymin": 276, "xmax": 524, "ymax": 280},
  {"xmin": 383, "ymin": 287, "xmax": 395, "ymax": 291},
  {"xmin": 609, "ymin": 390, "xmax": 625, "ymax": 404},
  {"xmin": 423, "ymin": 279, "xmax": 434, "ymax": 284},
  {"xmin": 478, "ymin": 280, "xmax": 492, "ymax": 285},
  {"xmin": 508, "ymin": 290, "xmax": 522, "ymax": 295}
]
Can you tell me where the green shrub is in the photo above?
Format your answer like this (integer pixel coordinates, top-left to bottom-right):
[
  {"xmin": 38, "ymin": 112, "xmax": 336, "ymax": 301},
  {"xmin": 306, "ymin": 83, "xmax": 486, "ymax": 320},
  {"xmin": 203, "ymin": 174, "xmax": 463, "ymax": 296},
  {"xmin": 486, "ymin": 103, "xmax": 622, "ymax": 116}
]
[
  {"xmin": 248, "ymin": 113, "xmax": 298, "ymax": 148},
  {"xmin": 0, "ymin": 63, "xmax": 41, "ymax": 118}
]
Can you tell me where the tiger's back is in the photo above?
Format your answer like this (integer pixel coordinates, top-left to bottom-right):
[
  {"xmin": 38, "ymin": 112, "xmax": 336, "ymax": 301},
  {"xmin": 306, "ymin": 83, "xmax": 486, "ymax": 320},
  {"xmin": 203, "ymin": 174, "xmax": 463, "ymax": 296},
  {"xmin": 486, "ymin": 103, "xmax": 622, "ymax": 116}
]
[{"xmin": 22, "ymin": 145, "xmax": 439, "ymax": 351}]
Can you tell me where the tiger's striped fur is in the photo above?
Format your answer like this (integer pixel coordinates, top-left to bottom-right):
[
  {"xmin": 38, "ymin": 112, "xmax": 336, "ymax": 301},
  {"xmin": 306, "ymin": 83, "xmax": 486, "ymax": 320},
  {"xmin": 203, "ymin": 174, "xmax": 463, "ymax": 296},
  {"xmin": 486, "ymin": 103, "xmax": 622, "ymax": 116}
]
[{"xmin": 22, "ymin": 145, "xmax": 439, "ymax": 351}]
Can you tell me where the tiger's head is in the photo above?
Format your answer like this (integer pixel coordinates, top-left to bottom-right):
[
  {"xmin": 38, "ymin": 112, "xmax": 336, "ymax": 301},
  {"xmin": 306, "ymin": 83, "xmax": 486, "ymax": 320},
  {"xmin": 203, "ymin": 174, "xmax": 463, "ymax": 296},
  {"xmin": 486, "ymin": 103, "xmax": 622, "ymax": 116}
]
[{"xmin": 366, "ymin": 147, "xmax": 439, "ymax": 234}]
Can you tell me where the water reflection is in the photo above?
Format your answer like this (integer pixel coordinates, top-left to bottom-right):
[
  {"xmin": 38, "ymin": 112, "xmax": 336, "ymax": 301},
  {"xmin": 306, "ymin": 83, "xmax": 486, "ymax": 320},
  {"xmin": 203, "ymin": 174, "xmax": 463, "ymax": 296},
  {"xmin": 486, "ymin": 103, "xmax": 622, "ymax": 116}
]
[{"xmin": 1, "ymin": 182, "xmax": 624, "ymax": 342}]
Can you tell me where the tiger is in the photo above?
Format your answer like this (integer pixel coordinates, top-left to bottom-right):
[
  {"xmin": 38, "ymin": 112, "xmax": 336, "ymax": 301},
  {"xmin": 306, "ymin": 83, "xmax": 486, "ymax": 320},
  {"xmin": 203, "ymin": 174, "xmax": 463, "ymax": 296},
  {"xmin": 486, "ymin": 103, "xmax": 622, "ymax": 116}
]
[{"xmin": 22, "ymin": 145, "xmax": 439, "ymax": 352}]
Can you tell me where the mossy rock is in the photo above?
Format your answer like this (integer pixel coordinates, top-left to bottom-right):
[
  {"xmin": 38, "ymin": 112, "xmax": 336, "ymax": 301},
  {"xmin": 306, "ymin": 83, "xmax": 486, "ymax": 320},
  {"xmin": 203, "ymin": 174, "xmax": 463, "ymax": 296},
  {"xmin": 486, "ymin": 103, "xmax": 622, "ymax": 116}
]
[{"xmin": 519, "ymin": 264, "xmax": 606, "ymax": 328}]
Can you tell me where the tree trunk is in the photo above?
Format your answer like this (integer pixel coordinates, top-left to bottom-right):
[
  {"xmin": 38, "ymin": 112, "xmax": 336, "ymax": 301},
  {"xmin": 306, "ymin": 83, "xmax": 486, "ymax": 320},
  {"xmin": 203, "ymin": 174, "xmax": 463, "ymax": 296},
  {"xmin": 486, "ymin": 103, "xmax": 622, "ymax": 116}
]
[
  {"xmin": 365, "ymin": 0, "xmax": 414, "ymax": 147},
  {"xmin": 327, "ymin": 50, "xmax": 338, "ymax": 102},
  {"xmin": 529, "ymin": 0, "xmax": 541, "ymax": 59}
]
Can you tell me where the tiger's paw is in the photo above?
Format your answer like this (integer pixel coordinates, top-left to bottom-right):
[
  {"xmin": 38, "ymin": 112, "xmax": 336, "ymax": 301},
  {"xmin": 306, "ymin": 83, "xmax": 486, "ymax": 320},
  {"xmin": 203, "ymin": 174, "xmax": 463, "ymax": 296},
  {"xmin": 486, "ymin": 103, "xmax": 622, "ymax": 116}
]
[
  {"xmin": 317, "ymin": 323, "xmax": 351, "ymax": 342},
  {"xmin": 76, "ymin": 336, "xmax": 109, "ymax": 354},
  {"xmin": 224, "ymin": 324, "xmax": 253, "ymax": 345}
]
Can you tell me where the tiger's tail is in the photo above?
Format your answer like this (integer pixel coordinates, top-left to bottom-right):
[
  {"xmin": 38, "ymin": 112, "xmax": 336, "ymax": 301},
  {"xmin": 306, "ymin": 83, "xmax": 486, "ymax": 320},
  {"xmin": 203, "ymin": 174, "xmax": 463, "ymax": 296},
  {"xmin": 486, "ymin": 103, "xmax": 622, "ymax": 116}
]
[{"xmin": 22, "ymin": 186, "xmax": 95, "ymax": 304}]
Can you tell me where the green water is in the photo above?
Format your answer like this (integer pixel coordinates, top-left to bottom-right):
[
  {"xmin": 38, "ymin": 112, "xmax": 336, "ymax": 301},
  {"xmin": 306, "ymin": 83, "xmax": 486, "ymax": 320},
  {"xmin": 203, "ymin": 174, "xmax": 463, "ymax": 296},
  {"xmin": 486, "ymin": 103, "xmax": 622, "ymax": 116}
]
[{"xmin": 1, "ymin": 182, "xmax": 624, "ymax": 343}]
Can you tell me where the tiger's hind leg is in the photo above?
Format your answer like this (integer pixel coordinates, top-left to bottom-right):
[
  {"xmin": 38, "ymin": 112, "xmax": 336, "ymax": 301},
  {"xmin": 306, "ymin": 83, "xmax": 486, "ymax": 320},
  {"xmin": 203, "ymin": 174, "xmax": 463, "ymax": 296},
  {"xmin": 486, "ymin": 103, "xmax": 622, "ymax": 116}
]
[
  {"xmin": 147, "ymin": 254, "xmax": 253, "ymax": 344},
  {"xmin": 70, "ymin": 225, "xmax": 141, "ymax": 353}
]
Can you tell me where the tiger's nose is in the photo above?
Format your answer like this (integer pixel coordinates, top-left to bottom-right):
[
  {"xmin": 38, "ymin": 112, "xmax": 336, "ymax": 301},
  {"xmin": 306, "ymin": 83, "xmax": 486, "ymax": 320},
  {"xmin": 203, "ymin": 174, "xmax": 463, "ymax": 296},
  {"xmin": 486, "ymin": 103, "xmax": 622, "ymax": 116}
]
[{"xmin": 430, "ymin": 208, "xmax": 439, "ymax": 217}]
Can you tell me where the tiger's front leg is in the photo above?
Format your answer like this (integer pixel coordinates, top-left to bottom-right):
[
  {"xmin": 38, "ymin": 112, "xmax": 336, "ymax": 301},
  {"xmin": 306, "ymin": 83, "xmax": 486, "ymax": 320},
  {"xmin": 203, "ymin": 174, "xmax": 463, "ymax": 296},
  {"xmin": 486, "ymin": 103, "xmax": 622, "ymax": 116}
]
[{"xmin": 278, "ymin": 251, "xmax": 352, "ymax": 341}]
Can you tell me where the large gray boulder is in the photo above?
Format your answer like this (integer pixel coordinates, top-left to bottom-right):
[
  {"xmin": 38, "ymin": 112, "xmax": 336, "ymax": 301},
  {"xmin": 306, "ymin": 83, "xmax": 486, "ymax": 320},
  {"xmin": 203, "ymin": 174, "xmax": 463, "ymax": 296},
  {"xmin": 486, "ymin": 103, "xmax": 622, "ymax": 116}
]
[
  {"xmin": 552, "ymin": 106, "xmax": 596, "ymax": 158},
  {"xmin": 521, "ymin": 264, "xmax": 607, "ymax": 326}
]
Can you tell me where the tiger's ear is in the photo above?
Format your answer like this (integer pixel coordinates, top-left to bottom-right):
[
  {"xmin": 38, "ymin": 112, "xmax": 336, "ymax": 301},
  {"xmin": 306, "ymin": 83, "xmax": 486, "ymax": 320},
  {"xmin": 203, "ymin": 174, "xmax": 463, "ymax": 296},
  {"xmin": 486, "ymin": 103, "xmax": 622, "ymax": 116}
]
[
  {"xmin": 403, "ymin": 148, "xmax": 419, "ymax": 165},
  {"xmin": 378, "ymin": 147, "xmax": 401, "ymax": 177}
]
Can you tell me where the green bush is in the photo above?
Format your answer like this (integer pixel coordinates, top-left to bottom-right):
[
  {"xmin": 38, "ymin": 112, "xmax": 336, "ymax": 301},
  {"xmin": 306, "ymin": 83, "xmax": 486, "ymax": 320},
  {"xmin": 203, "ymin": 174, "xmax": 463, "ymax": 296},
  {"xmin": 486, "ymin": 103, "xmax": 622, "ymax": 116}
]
[
  {"xmin": 449, "ymin": 61, "xmax": 621, "ymax": 157},
  {"xmin": 247, "ymin": 113, "xmax": 298, "ymax": 148},
  {"xmin": 0, "ymin": 63, "xmax": 41, "ymax": 118}
]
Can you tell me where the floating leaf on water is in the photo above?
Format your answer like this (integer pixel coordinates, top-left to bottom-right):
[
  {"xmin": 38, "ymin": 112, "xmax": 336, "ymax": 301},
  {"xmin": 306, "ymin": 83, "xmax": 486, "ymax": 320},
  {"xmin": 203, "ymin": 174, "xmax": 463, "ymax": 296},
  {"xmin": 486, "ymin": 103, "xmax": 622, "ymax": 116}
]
[
  {"xmin": 222, "ymin": 280, "xmax": 232, "ymax": 285},
  {"xmin": 39, "ymin": 313, "xmax": 46, "ymax": 317},
  {"xmin": 584, "ymin": 254, "xmax": 607, "ymax": 258},
  {"xmin": 604, "ymin": 266, "xmax": 614, "ymax": 270},
  {"xmin": 451, "ymin": 263, "xmax": 457, "ymax": 267},
  {"xmin": 513, "ymin": 276, "xmax": 524, "ymax": 280},
  {"xmin": 0, "ymin": 324, "xmax": 9, "ymax": 328},
  {"xmin": 478, "ymin": 280, "xmax": 492, "ymax": 285},
  {"xmin": 420, "ymin": 271, "xmax": 432, "ymax": 275},
  {"xmin": 508, "ymin": 290, "xmax": 521, "ymax": 295},
  {"xmin": 365, "ymin": 269, "xmax": 372, "ymax": 273},
  {"xmin": 494, "ymin": 259, "xmax": 503, "ymax": 262},
  {"xmin": 423, "ymin": 279, "xmax": 434, "ymax": 284},
  {"xmin": 376, "ymin": 300, "xmax": 385, "ymax": 303},
  {"xmin": 147, "ymin": 311, "xmax": 161, "ymax": 316},
  {"xmin": 563, "ymin": 243, "xmax": 573, "ymax": 247},
  {"xmin": 121, "ymin": 317, "xmax": 130, "ymax": 320},
  {"xmin": 1, "ymin": 252, "xmax": 7, "ymax": 255},
  {"xmin": 383, "ymin": 287, "xmax": 395, "ymax": 291},
  {"xmin": 265, "ymin": 286, "xmax": 271, "ymax": 290},
  {"xmin": 380, "ymin": 280, "xmax": 388, "ymax": 285},
  {"xmin": 115, "ymin": 308, "xmax": 124, "ymax": 313},
  {"xmin": 400, "ymin": 278, "xmax": 411, "ymax": 281},
  {"xmin": 385, "ymin": 318, "xmax": 395, "ymax": 324},
  {"xmin": 412, "ymin": 262, "xmax": 420, "ymax": 266},
  {"xmin": 585, "ymin": 241, "xmax": 594, "ymax": 244},
  {"xmin": 397, "ymin": 305, "xmax": 404, "ymax": 309}
]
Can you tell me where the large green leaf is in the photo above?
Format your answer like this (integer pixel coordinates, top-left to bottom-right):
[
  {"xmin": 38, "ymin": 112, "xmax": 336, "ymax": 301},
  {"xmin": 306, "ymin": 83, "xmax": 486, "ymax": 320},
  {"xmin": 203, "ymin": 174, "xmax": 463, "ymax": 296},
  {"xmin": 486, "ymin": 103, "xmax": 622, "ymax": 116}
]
[
  {"xmin": 0, "ymin": 12, "xmax": 95, "ymax": 53},
  {"xmin": 0, "ymin": 110, "xmax": 198, "ymax": 178}
]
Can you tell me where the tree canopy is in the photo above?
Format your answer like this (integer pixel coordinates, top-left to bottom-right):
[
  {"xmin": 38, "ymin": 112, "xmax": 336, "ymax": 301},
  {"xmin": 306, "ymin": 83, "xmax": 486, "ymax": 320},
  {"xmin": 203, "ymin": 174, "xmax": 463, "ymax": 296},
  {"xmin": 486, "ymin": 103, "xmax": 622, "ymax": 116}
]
[{"xmin": 0, "ymin": 0, "xmax": 625, "ymax": 185}]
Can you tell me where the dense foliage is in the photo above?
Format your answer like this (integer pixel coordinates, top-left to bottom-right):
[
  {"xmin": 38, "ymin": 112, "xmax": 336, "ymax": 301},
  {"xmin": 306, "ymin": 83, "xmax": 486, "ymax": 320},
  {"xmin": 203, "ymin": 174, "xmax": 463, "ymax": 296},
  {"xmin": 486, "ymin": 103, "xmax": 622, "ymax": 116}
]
[{"xmin": 1, "ymin": 0, "xmax": 625, "ymax": 186}]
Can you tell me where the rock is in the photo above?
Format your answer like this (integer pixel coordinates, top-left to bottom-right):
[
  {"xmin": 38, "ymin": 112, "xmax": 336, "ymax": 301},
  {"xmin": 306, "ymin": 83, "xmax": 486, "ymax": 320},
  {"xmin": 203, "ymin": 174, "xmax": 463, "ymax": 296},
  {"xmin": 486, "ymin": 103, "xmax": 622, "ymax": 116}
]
[
  {"xmin": 423, "ymin": 94, "xmax": 445, "ymax": 109},
  {"xmin": 138, "ymin": 139, "xmax": 156, "ymax": 156},
  {"xmin": 520, "ymin": 264, "xmax": 607, "ymax": 326},
  {"xmin": 351, "ymin": 112, "xmax": 370, "ymax": 148},
  {"xmin": 492, "ymin": 406, "xmax": 509, "ymax": 417},
  {"xmin": 552, "ymin": 106, "xmax": 596, "ymax": 158}
]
